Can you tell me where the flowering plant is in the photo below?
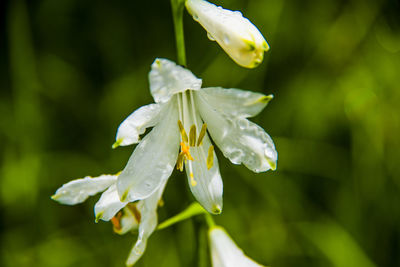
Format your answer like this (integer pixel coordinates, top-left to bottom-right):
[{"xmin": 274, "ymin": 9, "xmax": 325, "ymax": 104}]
[{"xmin": 53, "ymin": 0, "xmax": 276, "ymax": 265}]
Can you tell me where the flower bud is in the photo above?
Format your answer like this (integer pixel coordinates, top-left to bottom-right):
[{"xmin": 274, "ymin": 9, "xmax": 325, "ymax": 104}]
[
  {"xmin": 209, "ymin": 226, "xmax": 265, "ymax": 266},
  {"xmin": 186, "ymin": 0, "xmax": 269, "ymax": 68}
]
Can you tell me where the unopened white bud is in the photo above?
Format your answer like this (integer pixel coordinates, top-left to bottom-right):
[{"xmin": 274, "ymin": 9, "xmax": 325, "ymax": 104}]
[
  {"xmin": 186, "ymin": 0, "xmax": 269, "ymax": 68},
  {"xmin": 209, "ymin": 226, "xmax": 266, "ymax": 267}
]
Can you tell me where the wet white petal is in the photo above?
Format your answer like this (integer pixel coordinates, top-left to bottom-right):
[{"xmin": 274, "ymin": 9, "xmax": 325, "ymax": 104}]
[
  {"xmin": 126, "ymin": 180, "xmax": 167, "ymax": 266},
  {"xmin": 114, "ymin": 103, "xmax": 162, "ymax": 148},
  {"xmin": 196, "ymin": 94, "xmax": 277, "ymax": 172},
  {"xmin": 199, "ymin": 87, "xmax": 272, "ymax": 118},
  {"xmin": 186, "ymin": 0, "xmax": 269, "ymax": 68},
  {"xmin": 94, "ymin": 184, "xmax": 127, "ymax": 222},
  {"xmin": 149, "ymin": 58, "xmax": 202, "ymax": 103},
  {"xmin": 117, "ymin": 99, "xmax": 180, "ymax": 202},
  {"xmin": 209, "ymin": 226, "xmax": 265, "ymax": 267},
  {"xmin": 185, "ymin": 122, "xmax": 223, "ymax": 214},
  {"xmin": 51, "ymin": 175, "xmax": 117, "ymax": 205}
]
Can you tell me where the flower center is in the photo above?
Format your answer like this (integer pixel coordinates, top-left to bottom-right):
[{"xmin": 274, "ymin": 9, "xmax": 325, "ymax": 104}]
[{"xmin": 176, "ymin": 91, "xmax": 215, "ymax": 187}]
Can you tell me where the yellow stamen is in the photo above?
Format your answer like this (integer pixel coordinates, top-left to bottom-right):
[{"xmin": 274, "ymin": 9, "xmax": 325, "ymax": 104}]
[
  {"xmin": 189, "ymin": 125, "xmax": 197, "ymax": 147},
  {"xmin": 178, "ymin": 120, "xmax": 188, "ymax": 143},
  {"xmin": 158, "ymin": 198, "xmax": 164, "ymax": 207},
  {"xmin": 181, "ymin": 142, "xmax": 194, "ymax": 161},
  {"xmin": 190, "ymin": 172, "xmax": 197, "ymax": 186},
  {"xmin": 176, "ymin": 153, "xmax": 184, "ymax": 171},
  {"xmin": 127, "ymin": 203, "xmax": 141, "ymax": 223},
  {"xmin": 197, "ymin": 124, "xmax": 207, "ymax": 146},
  {"xmin": 207, "ymin": 145, "xmax": 214, "ymax": 170}
]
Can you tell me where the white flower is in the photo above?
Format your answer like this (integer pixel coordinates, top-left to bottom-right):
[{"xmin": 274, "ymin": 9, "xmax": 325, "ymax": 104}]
[
  {"xmin": 114, "ymin": 58, "xmax": 277, "ymax": 214},
  {"xmin": 52, "ymin": 174, "xmax": 166, "ymax": 266},
  {"xmin": 209, "ymin": 226, "xmax": 266, "ymax": 267},
  {"xmin": 185, "ymin": 0, "xmax": 269, "ymax": 68}
]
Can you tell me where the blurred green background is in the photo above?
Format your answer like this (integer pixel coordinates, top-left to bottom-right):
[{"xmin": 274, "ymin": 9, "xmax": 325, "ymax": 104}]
[{"xmin": 1, "ymin": 0, "xmax": 400, "ymax": 266}]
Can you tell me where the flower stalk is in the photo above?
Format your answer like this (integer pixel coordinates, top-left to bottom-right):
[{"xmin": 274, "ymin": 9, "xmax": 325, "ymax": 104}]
[{"xmin": 171, "ymin": 0, "xmax": 187, "ymax": 66}]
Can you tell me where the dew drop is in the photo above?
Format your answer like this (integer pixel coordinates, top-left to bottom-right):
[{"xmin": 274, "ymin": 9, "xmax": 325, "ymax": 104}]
[
  {"xmin": 223, "ymin": 34, "xmax": 230, "ymax": 45},
  {"xmin": 264, "ymin": 148, "xmax": 275, "ymax": 159},
  {"xmin": 193, "ymin": 13, "xmax": 199, "ymax": 21},
  {"xmin": 237, "ymin": 118, "xmax": 247, "ymax": 130},
  {"xmin": 207, "ymin": 32, "xmax": 216, "ymax": 41}
]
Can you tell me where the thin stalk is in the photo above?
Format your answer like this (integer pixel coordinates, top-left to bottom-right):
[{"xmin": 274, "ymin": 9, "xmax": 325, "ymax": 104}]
[
  {"xmin": 204, "ymin": 212, "xmax": 216, "ymax": 228},
  {"xmin": 171, "ymin": 0, "xmax": 187, "ymax": 66}
]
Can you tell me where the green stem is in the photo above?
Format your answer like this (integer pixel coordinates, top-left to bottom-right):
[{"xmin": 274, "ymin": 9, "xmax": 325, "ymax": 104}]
[
  {"xmin": 204, "ymin": 212, "xmax": 216, "ymax": 228},
  {"xmin": 171, "ymin": 0, "xmax": 187, "ymax": 66},
  {"xmin": 157, "ymin": 202, "xmax": 206, "ymax": 230}
]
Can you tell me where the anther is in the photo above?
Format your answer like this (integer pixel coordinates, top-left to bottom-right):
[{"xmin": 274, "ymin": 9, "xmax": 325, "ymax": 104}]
[
  {"xmin": 178, "ymin": 120, "xmax": 188, "ymax": 143},
  {"xmin": 197, "ymin": 124, "xmax": 207, "ymax": 146},
  {"xmin": 177, "ymin": 153, "xmax": 184, "ymax": 171},
  {"xmin": 127, "ymin": 203, "xmax": 141, "ymax": 223},
  {"xmin": 207, "ymin": 145, "xmax": 214, "ymax": 170},
  {"xmin": 111, "ymin": 211, "xmax": 123, "ymax": 231},
  {"xmin": 189, "ymin": 125, "xmax": 197, "ymax": 147}
]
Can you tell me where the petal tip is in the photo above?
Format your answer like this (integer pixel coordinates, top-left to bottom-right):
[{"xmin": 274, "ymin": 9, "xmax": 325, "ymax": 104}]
[
  {"xmin": 212, "ymin": 204, "xmax": 222, "ymax": 215},
  {"xmin": 263, "ymin": 41, "xmax": 270, "ymax": 51},
  {"xmin": 112, "ymin": 139, "xmax": 123, "ymax": 149},
  {"xmin": 267, "ymin": 159, "xmax": 277, "ymax": 171},
  {"xmin": 50, "ymin": 194, "xmax": 60, "ymax": 201},
  {"xmin": 258, "ymin": 94, "xmax": 273, "ymax": 104},
  {"xmin": 95, "ymin": 211, "xmax": 104, "ymax": 223}
]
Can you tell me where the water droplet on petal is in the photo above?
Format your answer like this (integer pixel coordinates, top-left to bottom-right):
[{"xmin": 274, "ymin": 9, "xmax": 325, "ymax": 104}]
[
  {"xmin": 207, "ymin": 32, "xmax": 216, "ymax": 41},
  {"xmin": 223, "ymin": 34, "xmax": 230, "ymax": 45},
  {"xmin": 237, "ymin": 118, "xmax": 248, "ymax": 130},
  {"xmin": 193, "ymin": 13, "xmax": 199, "ymax": 21}
]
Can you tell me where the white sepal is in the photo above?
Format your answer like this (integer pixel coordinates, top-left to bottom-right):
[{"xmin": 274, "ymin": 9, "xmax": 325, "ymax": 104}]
[
  {"xmin": 126, "ymin": 180, "xmax": 167, "ymax": 266},
  {"xmin": 196, "ymin": 94, "xmax": 277, "ymax": 172},
  {"xmin": 198, "ymin": 87, "xmax": 272, "ymax": 118},
  {"xmin": 51, "ymin": 174, "xmax": 117, "ymax": 205},
  {"xmin": 117, "ymin": 99, "xmax": 180, "ymax": 202},
  {"xmin": 94, "ymin": 184, "xmax": 127, "ymax": 222},
  {"xmin": 149, "ymin": 58, "xmax": 202, "ymax": 103},
  {"xmin": 114, "ymin": 103, "xmax": 162, "ymax": 148},
  {"xmin": 185, "ymin": 131, "xmax": 223, "ymax": 214},
  {"xmin": 186, "ymin": 0, "xmax": 269, "ymax": 68}
]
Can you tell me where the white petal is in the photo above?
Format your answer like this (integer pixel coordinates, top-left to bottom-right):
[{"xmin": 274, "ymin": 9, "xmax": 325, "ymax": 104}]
[
  {"xmin": 209, "ymin": 226, "xmax": 265, "ymax": 267},
  {"xmin": 126, "ymin": 180, "xmax": 167, "ymax": 266},
  {"xmin": 94, "ymin": 184, "xmax": 127, "ymax": 222},
  {"xmin": 117, "ymin": 98, "xmax": 180, "ymax": 202},
  {"xmin": 199, "ymin": 87, "xmax": 272, "ymax": 118},
  {"xmin": 186, "ymin": 132, "xmax": 223, "ymax": 214},
  {"xmin": 149, "ymin": 58, "xmax": 202, "ymax": 103},
  {"xmin": 114, "ymin": 103, "xmax": 162, "ymax": 148},
  {"xmin": 186, "ymin": 0, "xmax": 269, "ymax": 68},
  {"xmin": 51, "ymin": 174, "xmax": 117, "ymax": 205},
  {"xmin": 196, "ymin": 94, "xmax": 277, "ymax": 172}
]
